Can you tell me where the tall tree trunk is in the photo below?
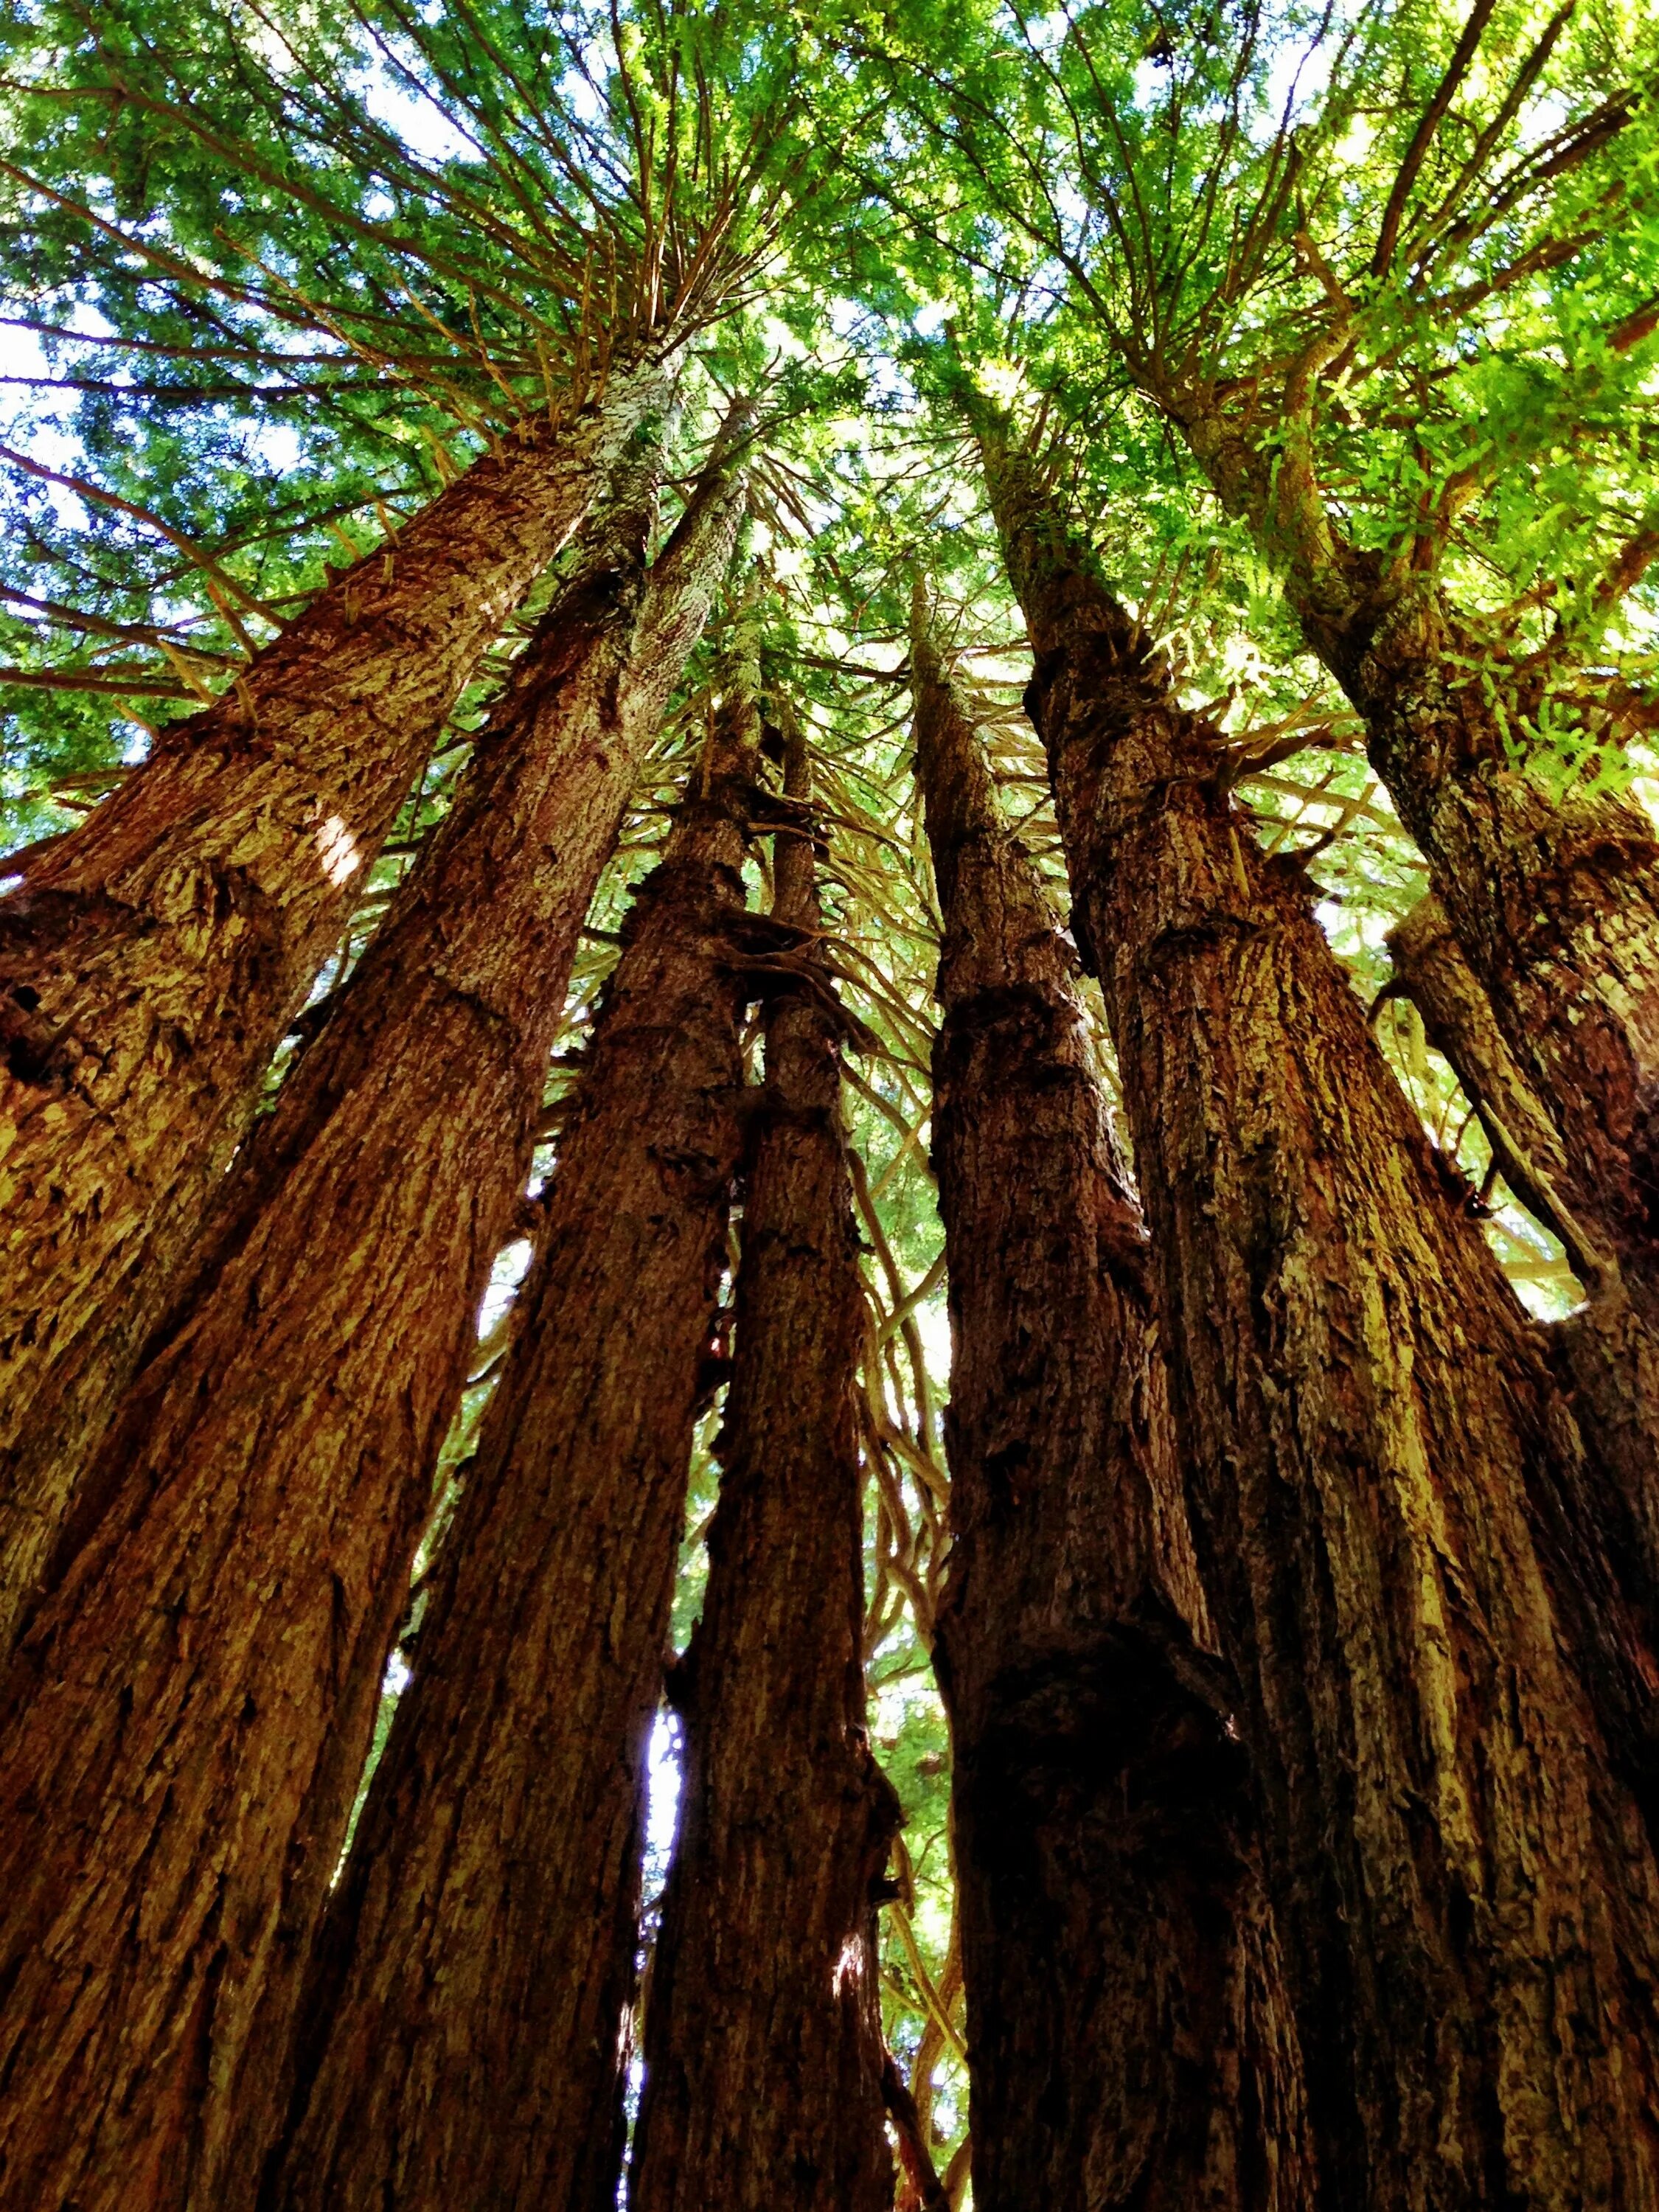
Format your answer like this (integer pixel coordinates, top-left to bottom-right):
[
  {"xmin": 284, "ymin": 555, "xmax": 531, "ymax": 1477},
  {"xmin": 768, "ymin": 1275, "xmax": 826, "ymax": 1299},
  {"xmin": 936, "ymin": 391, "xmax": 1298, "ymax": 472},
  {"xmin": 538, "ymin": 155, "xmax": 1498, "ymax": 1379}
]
[
  {"xmin": 630, "ymin": 702, "xmax": 900, "ymax": 2212},
  {"xmin": 0, "ymin": 408, "xmax": 741, "ymax": 2212},
  {"xmin": 263, "ymin": 636, "xmax": 763, "ymax": 2212},
  {"xmin": 980, "ymin": 414, "xmax": 1659, "ymax": 2212},
  {"xmin": 0, "ymin": 349, "xmax": 675, "ymax": 1648},
  {"xmin": 1175, "ymin": 403, "xmax": 1659, "ymax": 1326},
  {"xmin": 1387, "ymin": 893, "xmax": 1659, "ymax": 1645},
  {"xmin": 911, "ymin": 583, "xmax": 1314, "ymax": 2212}
]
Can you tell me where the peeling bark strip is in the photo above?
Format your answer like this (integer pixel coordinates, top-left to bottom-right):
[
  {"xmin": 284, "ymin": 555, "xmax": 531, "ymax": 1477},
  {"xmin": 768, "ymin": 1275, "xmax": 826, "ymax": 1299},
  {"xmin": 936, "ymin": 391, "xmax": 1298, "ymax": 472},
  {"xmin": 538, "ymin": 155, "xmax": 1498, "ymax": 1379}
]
[
  {"xmin": 0, "ymin": 414, "xmax": 742, "ymax": 2212},
  {"xmin": 980, "ymin": 415, "xmax": 1659, "ymax": 2212},
  {"xmin": 911, "ymin": 585, "xmax": 1314, "ymax": 2212},
  {"xmin": 0, "ymin": 348, "xmax": 676, "ymax": 1652},
  {"xmin": 1388, "ymin": 894, "xmax": 1659, "ymax": 1660},
  {"xmin": 264, "ymin": 650, "xmax": 762, "ymax": 2212},
  {"xmin": 1177, "ymin": 405, "xmax": 1659, "ymax": 1328},
  {"xmin": 630, "ymin": 704, "xmax": 900, "ymax": 2212}
]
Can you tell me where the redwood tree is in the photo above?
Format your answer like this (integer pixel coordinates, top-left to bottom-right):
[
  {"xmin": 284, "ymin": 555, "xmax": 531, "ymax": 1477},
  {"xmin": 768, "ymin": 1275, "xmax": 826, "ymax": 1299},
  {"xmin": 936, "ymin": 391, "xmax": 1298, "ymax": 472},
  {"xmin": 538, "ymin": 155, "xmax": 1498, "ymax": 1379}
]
[
  {"xmin": 265, "ymin": 635, "xmax": 765, "ymax": 2212},
  {"xmin": 1169, "ymin": 396, "xmax": 1659, "ymax": 1349},
  {"xmin": 630, "ymin": 701, "xmax": 900, "ymax": 2212},
  {"xmin": 980, "ymin": 408, "xmax": 1659, "ymax": 2211},
  {"xmin": 0, "ymin": 410, "xmax": 746, "ymax": 2212},
  {"xmin": 0, "ymin": 349, "xmax": 674, "ymax": 1648},
  {"xmin": 911, "ymin": 580, "xmax": 1313, "ymax": 2212}
]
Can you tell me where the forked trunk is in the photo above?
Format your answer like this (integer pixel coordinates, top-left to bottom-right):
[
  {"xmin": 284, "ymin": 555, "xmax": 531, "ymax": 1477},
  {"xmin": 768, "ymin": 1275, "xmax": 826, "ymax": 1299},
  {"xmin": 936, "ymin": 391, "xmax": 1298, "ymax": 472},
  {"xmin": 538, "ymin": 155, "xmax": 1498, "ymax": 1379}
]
[
  {"xmin": 629, "ymin": 705, "xmax": 900, "ymax": 2212},
  {"xmin": 911, "ymin": 586, "xmax": 1313, "ymax": 2212},
  {"xmin": 0, "ymin": 414, "xmax": 741, "ymax": 2212},
  {"xmin": 0, "ymin": 349, "xmax": 675, "ymax": 1649},
  {"xmin": 1177, "ymin": 403, "xmax": 1659, "ymax": 1327},
  {"xmin": 981, "ymin": 416, "xmax": 1659, "ymax": 2212},
  {"xmin": 1346, "ymin": 585, "xmax": 1659, "ymax": 1324},
  {"xmin": 263, "ymin": 642, "xmax": 762, "ymax": 2212},
  {"xmin": 1388, "ymin": 893, "xmax": 1659, "ymax": 1648}
]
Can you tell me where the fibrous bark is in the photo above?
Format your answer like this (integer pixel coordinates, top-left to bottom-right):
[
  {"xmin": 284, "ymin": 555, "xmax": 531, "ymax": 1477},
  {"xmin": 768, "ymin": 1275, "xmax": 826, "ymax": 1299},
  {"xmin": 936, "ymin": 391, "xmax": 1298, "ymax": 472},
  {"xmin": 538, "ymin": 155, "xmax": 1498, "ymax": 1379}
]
[
  {"xmin": 630, "ymin": 701, "xmax": 900, "ymax": 2212},
  {"xmin": 264, "ymin": 627, "xmax": 763, "ymax": 2212},
  {"xmin": 911, "ymin": 583, "xmax": 1314, "ymax": 2212},
  {"xmin": 0, "ymin": 405, "xmax": 741, "ymax": 2212},
  {"xmin": 1388, "ymin": 892, "xmax": 1659, "ymax": 1646},
  {"xmin": 981, "ymin": 412, "xmax": 1659, "ymax": 2212},
  {"xmin": 0, "ymin": 349, "xmax": 676, "ymax": 1650}
]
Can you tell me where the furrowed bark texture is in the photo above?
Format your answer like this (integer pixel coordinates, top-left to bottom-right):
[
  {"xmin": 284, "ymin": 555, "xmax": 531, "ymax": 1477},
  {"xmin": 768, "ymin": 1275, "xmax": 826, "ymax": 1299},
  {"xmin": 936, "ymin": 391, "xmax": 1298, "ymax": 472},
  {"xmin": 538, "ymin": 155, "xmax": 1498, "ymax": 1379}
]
[
  {"xmin": 264, "ymin": 655, "xmax": 762, "ymax": 2212},
  {"xmin": 630, "ymin": 713, "xmax": 900, "ymax": 2212},
  {"xmin": 982, "ymin": 420, "xmax": 1659, "ymax": 2212},
  {"xmin": 0, "ymin": 417, "xmax": 740, "ymax": 2212},
  {"xmin": 1388, "ymin": 893, "xmax": 1659, "ymax": 1649},
  {"xmin": 911, "ymin": 594, "xmax": 1314, "ymax": 2212},
  {"xmin": 0, "ymin": 349, "xmax": 675, "ymax": 1650},
  {"xmin": 1177, "ymin": 404, "xmax": 1659, "ymax": 1326}
]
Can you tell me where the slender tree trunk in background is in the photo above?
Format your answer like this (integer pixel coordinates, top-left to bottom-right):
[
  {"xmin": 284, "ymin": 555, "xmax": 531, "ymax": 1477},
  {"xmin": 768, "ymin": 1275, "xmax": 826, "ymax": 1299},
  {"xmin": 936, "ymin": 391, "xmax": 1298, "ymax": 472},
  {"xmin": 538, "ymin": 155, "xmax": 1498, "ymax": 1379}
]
[
  {"xmin": 264, "ymin": 641, "xmax": 762, "ymax": 2212},
  {"xmin": 0, "ymin": 410, "xmax": 740, "ymax": 2212},
  {"xmin": 981, "ymin": 414, "xmax": 1659, "ymax": 2212},
  {"xmin": 911, "ymin": 585, "xmax": 1314, "ymax": 2212},
  {"xmin": 1176, "ymin": 405, "xmax": 1659, "ymax": 1326},
  {"xmin": 630, "ymin": 705, "xmax": 900, "ymax": 2212},
  {"xmin": 0, "ymin": 348, "xmax": 676, "ymax": 1652},
  {"xmin": 1388, "ymin": 893, "xmax": 1659, "ymax": 1649}
]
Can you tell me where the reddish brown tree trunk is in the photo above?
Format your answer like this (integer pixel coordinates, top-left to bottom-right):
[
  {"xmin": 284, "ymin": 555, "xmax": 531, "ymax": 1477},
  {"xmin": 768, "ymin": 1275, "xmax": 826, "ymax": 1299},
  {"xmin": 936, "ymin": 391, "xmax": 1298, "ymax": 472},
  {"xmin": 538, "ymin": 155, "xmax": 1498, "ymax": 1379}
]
[
  {"xmin": 911, "ymin": 585, "xmax": 1314, "ymax": 2212},
  {"xmin": 0, "ymin": 350, "xmax": 675, "ymax": 1649},
  {"xmin": 0, "ymin": 411, "xmax": 741, "ymax": 2212},
  {"xmin": 262, "ymin": 639, "xmax": 764, "ymax": 2212},
  {"xmin": 981, "ymin": 414, "xmax": 1659, "ymax": 2212},
  {"xmin": 629, "ymin": 705, "xmax": 900, "ymax": 2212},
  {"xmin": 1175, "ymin": 405, "xmax": 1659, "ymax": 1331}
]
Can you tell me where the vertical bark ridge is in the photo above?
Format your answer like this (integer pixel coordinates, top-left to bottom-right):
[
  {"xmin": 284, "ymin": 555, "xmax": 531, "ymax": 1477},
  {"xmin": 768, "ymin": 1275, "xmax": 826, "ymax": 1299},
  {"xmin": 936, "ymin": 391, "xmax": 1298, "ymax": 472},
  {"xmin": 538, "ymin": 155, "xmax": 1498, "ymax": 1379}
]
[
  {"xmin": 0, "ymin": 405, "xmax": 742, "ymax": 2212},
  {"xmin": 1388, "ymin": 893, "xmax": 1659, "ymax": 1655},
  {"xmin": 629, "ymin": 695, "xmax": 901, "ymax": 2212},
  {"xmin": 1175, "ymin": 400, "xmax": 1659, "ymax": 1326},
  {"xmin": 263, "ymin": 626, "xmax": 763, "ymax": 2212},
  {"xmin": 911, "ymin": 582, "xmax": 1315, "ymax": 2212},
  {"xmin": 0, "ymin": 348, "xmax": 678, "ymax": 1651},
  {"xmin": 979, "ymin": 411, "xmax": 1659, "ymax": 2212}
]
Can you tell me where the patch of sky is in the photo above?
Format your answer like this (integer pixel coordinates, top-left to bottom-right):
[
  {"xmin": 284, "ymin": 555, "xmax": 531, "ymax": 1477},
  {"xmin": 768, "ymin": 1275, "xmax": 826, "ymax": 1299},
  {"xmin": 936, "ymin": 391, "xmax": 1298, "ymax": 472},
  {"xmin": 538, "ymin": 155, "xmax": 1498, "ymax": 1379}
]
[
  {"xmin": 1050, "ymin": 175, "xmax": 1092, "ymax": 250},
  {"xmin": 564, "ymin": 57, "xmax": 609, "ymax": 128},
  {"xmin": 1133, "ymin": 57, "xmax": 1168, "ymax": 109},
  {"xmin": 1248, "ymin": 1, "xmax": 1359, "ymax": 146},
  {"xmin": 616, "ymin": 1707, "xmax": 685, "ymax": 2197},
  {"xmin": 248, "ymin": 421, "xmax": 305, "ymax": 477},
  {"xmin": 1001, "ymin": 5, "xmax": 1068, "ymax": 58},
  {"xmin": 477, "ymin": 1236, "xmax": 535, "ymax": 1340},
  {"xmin": 0, "ymin": 318, "xmax": 90, "ymax": 503},
  {"xmin": 354, "ymin": 49, "xmax": 478, "ymax": 167},
  {"xmin": 644, "ymin": 1709, "xmax": 683, "ymax": 1870},
  {"xmin": 912, "ymin": 1295, "xmax": 952, "ymax": 1388}
]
